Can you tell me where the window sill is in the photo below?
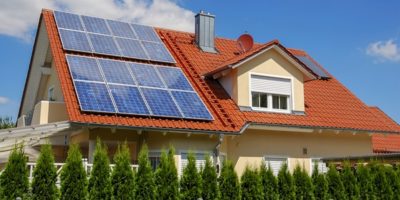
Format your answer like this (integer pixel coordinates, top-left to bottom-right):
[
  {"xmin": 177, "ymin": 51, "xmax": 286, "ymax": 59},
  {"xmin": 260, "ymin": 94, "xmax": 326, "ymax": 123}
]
[{"xmin": 251, "ymin": 107, "xmax": 292, "ymax": 114}]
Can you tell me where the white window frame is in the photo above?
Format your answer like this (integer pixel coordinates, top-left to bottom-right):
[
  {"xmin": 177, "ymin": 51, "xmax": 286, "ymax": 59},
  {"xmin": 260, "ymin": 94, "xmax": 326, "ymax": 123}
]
[
  {"xmin": 249, "ymin": 72, "xmax": 294, "ymax": 114},
  {"xmin": 263, "ymin": 155, "xmax": 289, "ymax": 176},
  {"xmin": 48, "ymin": 85, "xmax": 55, "ymax": 101}
]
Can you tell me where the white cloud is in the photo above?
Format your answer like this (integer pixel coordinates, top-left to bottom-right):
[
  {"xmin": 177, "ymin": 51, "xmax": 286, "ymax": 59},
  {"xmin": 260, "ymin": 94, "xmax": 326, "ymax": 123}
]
[
  {"xmin": 0, "ymin": 0, "xmax": 195, "ymax": 41},
  {"xmin": 366, "ymin": 39, "xmax": 400, "ymax": 62},
  {"xmin": 0, "ymin": 97, "xmax": 10, "ymax": 105}
]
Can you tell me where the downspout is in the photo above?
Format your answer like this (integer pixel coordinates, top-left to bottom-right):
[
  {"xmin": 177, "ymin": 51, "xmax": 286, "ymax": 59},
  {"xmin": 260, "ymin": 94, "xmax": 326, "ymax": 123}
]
[{"xmin": 214, "ymin": 134, "xmax": 224, "ymax": 174}]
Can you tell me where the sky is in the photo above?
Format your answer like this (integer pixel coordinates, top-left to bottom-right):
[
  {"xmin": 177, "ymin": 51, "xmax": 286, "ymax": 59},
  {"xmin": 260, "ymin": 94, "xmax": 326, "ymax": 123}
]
[{"xmin": 0, "ymin": 0, "xmax": 399, "ymax": 124}]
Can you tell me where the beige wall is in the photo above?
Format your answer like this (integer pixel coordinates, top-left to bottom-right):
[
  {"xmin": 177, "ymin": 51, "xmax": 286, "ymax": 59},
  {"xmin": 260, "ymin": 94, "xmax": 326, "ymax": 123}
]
[
  {"xmin": 219, "ymin": 48, "xmax": 305, "ymax": 112},
  {"xmin": 30, "ymin": 101, "xmax": 68, "ymax": 125},
  {"xmin": 42, "ymin": 62, "xmax": 64, "ymax": 102},
  {"xmin": 226, "ymin": 129, "xmax": 372, "ymax": 176}
]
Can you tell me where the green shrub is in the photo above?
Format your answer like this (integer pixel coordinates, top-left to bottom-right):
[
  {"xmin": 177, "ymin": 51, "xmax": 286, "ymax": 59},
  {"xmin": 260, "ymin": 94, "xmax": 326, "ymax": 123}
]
[
  {"xmin": 218, "ymin": 160, "xmax": 240, "ymax": 200},
  {"xmin": 0, "ymin": 144, "xmax": 29, "ymax": 199},
  {"xmin": 155, "ymin": 147, "xmax": 179, "ymax": 200},
  {"xmin": 293, "ymin": 165, "xmax": 314, "ymax": 200},
  {"xmin": 241, "ymin": 166, "xmax": 263, "ymax": 200},
  {"xmin": 259, "ymin": 162, "xmax": 278, "ymax": 200},
  {"xmin": 277, "ymin": 163, "xmax": 295, "ymax": 200},
  {"xmin": 356, "ymin": 163, "xmax": 375, "ymax": 200},
  {"xmin": 0, "ymin": 117, "xmax": 14, "ymax": 129},
  {"xmin": 88, "ymin": 139, "xmax": 112, "ymax": 200},
  {"xmin": 180, "ymin": 152, "xmax": 202, "ymax": 200},
  {"xmin": 135, "ymin": 144, "xmax": 156, "ymax": 200},
  {"xmin": 370, "ymin": 162, "xmax": 393, "ymax": 200},
  {"xmin": 60, "ymin": 144, "xmax": 88, "ymax": 200},
  {"xmin": 326, "ymin": 165, "xmax": 346, "ymax": 200},
  {"xmin": 311, "ymin": 163, "xmax": 328, "ymax": 200},
  {"xmin": 201, "ymin": 155, "xmax": 219, "ymax": 200},
  {"xmin": 111, "ymin": 142, "xmax": 135, "ymax": 200},
  {"xmin": 385, "ymin": 166, "xmax": 400, "ymax": 200},
  {"xmin": 31, "ymin": 143, "xmax": 59, "ymax": 200},
  {"xmin": 341, "ymin": 162, "xmax": 360, "ymax": 200}
]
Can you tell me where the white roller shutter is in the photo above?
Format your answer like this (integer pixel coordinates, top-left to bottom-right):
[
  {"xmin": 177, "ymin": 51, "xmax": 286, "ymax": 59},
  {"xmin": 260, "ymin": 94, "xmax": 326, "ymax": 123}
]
[
  {"xmin": 264, "ymin": 157, "xmax": 287, "ymax": 176},
  {"xmin": 312, "ymin": 159, "xmax": 328, "ymax": 174},
  {"xmin": 180, "ymin": 152, "xmax": 209, "ymax": 176},
  {"xmin": 251, "ymin": 75, "xmax": 291, "ymax": 95}
]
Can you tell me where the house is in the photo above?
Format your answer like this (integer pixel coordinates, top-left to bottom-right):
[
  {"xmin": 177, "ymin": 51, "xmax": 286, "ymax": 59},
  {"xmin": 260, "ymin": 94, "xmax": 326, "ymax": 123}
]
[{"xmin": 2, "ymin": 9, "xmax": 399, "ymax": 176}]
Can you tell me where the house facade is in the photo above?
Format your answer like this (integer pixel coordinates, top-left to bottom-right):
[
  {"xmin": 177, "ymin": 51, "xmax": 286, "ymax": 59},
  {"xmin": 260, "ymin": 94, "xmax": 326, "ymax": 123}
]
[{"xmin": 2, "ymin": 9, "xmax": 399, "ymax": 176}]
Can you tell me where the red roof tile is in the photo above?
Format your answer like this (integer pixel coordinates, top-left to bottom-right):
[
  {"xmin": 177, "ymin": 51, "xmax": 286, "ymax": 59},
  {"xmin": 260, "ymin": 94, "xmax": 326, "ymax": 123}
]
[{"xmin": 41, "ymin": 10, "xmax": 400, "ymax": 134}]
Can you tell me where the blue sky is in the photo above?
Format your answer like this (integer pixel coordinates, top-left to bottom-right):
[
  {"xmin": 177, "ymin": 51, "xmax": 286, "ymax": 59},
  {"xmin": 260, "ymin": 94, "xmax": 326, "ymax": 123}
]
[{"xmin": 0, "ymin": 0, "xmax": 399, "ymax": 123}]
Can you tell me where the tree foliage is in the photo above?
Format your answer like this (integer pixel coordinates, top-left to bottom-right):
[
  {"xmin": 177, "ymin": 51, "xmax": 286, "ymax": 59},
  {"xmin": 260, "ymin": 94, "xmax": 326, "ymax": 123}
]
[
  {"xmin": 370, "ymin": 162, "xmax": 393, "ymax": 200},
  {"xmin": 88, "ymin": 139, "xmax": 112, "ymax": 200},
  {"xmin": 326, "ymin": 165, "xmax": 346, "ymax": 200},
  {"xmin": 293, "ymin": 165, "xmax": 314, "ymax": 200},
  {"xmin": 60, "ymin": 144, "xmax": 88, "ymax": 200},
  {"xmin": 135, "ymin": 144, "xmax": 156, "ymax": 200},
  {"xmin": 311, "ymin": 163, "xmax": 328, "ymax": 200},
  {"xmin": 240, "ymin": 166, "xmax": 263, "ymax": 200},
  {"xmin": 0, "ymin": 144, "xmax": 29, "ymax": 199},
  {"xmin": 259, "ymin": 162, "xmax": 278, "ymax": 200},
  {"xmin": 201, "ymin": 155, "xmax": 219, "ymax": 200},
  {"xmin": 111, "ymin": 142, "xmax": 135, "ymax": 200},
  {"xmin": 341, "ymin": 162, "xmax": 360, "ymax": 200},
  {"xmin": 31, "ymin": 143, "xmax": 59, "ymax": 200},
  {"xmin": 0, "ymin": 117, "xmax": 14, "ymax": 129},
  {"xmin": 219, "ymin": 160, "xmax": 240, "ymax": 200},
  {"xmin": 155, "ymin": 147, "xmax": 179, "ymax": 200},
  {"xmin": 385, "ymin": 166, "xmax": 400, "ymax": 200},
  {"xmin": 277, "ymin": 163, "xmax": 295, "ymax": 200},
  {"xmin": 356, "ymin": 163, "xmax": 375, "ymax": 200},
  {"xmin": 180, "ymin": 152, "xmax": 202, "ymax": 200}
]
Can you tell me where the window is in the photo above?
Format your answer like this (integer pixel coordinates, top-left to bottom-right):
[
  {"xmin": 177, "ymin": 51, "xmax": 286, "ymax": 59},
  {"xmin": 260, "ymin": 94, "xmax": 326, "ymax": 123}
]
[
  {"xmin": 180, "ymin": 152, "xmax": 210, "ymax": 176},
  {"xmin": 48, "ymin": 86, "xmax": 55, "ymax": 101},
  {"xmin": 149, "ymin": 152, "xmax": 162, "ymax": 170},
  {"xmin": 250, "ymin": 74, "xmax": 291, "ymax": 112},
  {"xmin": 264, "ymin": 157, "xmax": 288, "ymax": 176},
  {"xmin": 311, "ymin": 159, "xmax": 328, "ymax": 174}
]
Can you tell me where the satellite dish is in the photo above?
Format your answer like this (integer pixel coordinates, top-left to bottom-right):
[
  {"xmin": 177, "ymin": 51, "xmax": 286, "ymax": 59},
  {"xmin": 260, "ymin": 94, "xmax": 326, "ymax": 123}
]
[{"xmin": 237, "ymin": 33, "xmax": 254, "ymax": 53}]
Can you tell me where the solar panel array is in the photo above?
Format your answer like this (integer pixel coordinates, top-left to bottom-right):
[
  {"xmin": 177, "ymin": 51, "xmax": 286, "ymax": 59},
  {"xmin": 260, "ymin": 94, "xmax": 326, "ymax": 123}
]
[
  {"xmin": 66, "ymin": 55, "xmax": 213, "ymax": 120},
  {"xmin": 295, "ymin": 55, "xmax": 330, "ymax": 78},
  {"xmin": 54, "ymin": 11, "xmax": 175, "ymax": 63}
]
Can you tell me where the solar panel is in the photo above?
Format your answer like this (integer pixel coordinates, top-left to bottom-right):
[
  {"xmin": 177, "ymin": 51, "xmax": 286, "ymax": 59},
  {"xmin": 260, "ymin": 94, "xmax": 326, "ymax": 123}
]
[
  {"xmin": 98, "ymin": 59, "xmax": 135, "ymax": 85},
  {"xmin": 66, "ymin": 55, "xmax": 212, "ymax": 120},
  {"xmin": 115, "ymin": 38, "xmax": 148, "ymax": 60},
  {"xmin": 66, "ymin": 55, "xmax": 103, "ymax": 82},
  {"xmin": 107, "ymin": 20, "xmax": 137, "ymax": 39},
  {"xmin": 295, "ymin": 55, "xmax": 330, "ymax": 78},
  {"xmin": 54, "ymin": 11, "xmax": 175, "ymax": 63},
  {"xmin": 109, "ymin": 85, "xmax": 150, "ymax": 115},
  {"xmin": 157, "ymin": 67, "xmax": 193, "ymax": 91},
  {"xmin": 81, "ymin": 15, "xmax": 111, "ymax": 35},
  {"xmin": 142, "ymin": 41, "xmax": 175, "ymax": 63},
  {"xmin": 58, "ymin": 29, "xmax": 92, "ymax": 52},
  {"xmin": 88, "ymin": 33, "xmax": 121, "ymax": 56},
  {"xmin": 141, "ymin": 88, "xmax": 182, "ymax": 117},
  {"xmin": 129, "ymin": 63, "xmax": 165, "ymax": 88},
  {"xmin": 74, "ymin": 81, "xmax": 116, "ymax": 113},
  {"xmin": 54, "ymin": 11, "xmax": 84, "ymax": 31},
  {"xmin": 131, "ymin": 24, "xmax": 161, "ymax": 42}
]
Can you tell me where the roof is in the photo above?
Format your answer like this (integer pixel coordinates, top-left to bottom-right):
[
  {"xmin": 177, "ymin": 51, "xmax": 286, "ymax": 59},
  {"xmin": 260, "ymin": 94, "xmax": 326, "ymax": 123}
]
[
  {"xmin": 370, "ymin": 107, "xmax": 400, "ymax": 152},
  {"xmin": 34, "ymin": 9, "xmax": 400, "ymax": 134}
]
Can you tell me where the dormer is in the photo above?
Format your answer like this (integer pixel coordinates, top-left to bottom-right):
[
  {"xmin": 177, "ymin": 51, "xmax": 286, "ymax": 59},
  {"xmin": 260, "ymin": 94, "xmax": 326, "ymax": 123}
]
[{"xmin": 205, "ymin": 41, "xmax": 319, "ymax": 114}]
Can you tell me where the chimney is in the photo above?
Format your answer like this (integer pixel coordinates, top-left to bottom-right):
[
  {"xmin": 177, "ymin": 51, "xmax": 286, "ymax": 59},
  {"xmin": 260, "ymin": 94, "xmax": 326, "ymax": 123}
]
[{"xmin": 195, "ymin": 11, "xmax": 217, "ymax": 53}]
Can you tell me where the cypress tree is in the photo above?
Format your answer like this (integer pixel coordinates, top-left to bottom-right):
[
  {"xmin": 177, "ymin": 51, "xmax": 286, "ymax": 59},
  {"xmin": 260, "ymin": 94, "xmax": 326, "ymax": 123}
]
[
  {"xmin": 326, "ymin": 165, "xmax": 346, "ymax": 200},
  {"xmin": 241, "ymin": 166, "xmax": 263, "ymax": 200},
  {"xmin": 31, "ymin": 143, "xmax": 59, "ymax": 200},
  {"xmin": 311, "ymin": 163, "xmax": 328, "ymax": 200},
  {"xmin": 155, "ymin": 147, "xmax": 179, "ymax": 200},
  {"xmin": 341, "ymin": 162, "xmax": 360, "ymax": 200},
  {"xmin": 293, "ymin": 165, "xmax": 314, "ymax": 200},
  {"xmin": 0, "ymin": 144, "xmax": 29, "ymax": 199},
  {"xmin": 356, "ymin": 163, "xmax": 375, "ymax": 200},
  {"xmin": 385, "ymin": 166, "xmax": 400, "ymax": 200},
  {"xmin": 135, "ymin": 144, "xmax": 156, "ymax": 200},
  {"xmin": 277, "ymin": 163, "xmax": 295, "ymax": 200},
  {"xmin": 259, "ymin": 162, "xmax": 278, "ymax": 200},
  {"xmin": 201, "ymin": 155, "xmax": 219, "ymax": 200},
  {"xmin": 88, "ymin": 139, "xmax": 112, "ymax": 200},
  {"xmin": 218, "ymin": 160, "xmax": 240, "ymax": 200},
  {"xmin": 371, "ymin": 163, "xmax": 393, "ymax": 200},
  {"xmin": 180, "ymin": 152, "xmax": 202, "ymax": 200},
  {"xmin": 111, "ymin": 142, "xmax": 135, "ymax": 200},
  {"xmin": 60, "ymin": 144, "xmax": 88, "ymax": 200}
]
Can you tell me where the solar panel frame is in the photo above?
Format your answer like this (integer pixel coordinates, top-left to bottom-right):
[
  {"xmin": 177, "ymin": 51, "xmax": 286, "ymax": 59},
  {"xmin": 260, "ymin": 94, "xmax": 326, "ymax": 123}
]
[
  {"xmin": 171, "ymin": 90, "xmax": 213, "ymax": 120},
  {"xmin": 73, "ymin": 81, "xmax": 116, "ymax": 113},
  {"xmin": 66, "ymin": 55, "xmax": 104, "ymax": 82},
  {"xmin": 109, "ymin": 84, "xmax": 150, "ymax": 115},
  {"xmin": 98, "ymin": 59, "xmax": 136, "ymax": 85},
  {"xmin": 87, "ymin": 33, "xmax": 122, "ymax": 56},
  {"xmin": 141, "ymin": 88, "xmax": 182, "ymax": 118},
  {"xmin": 115, "ymin": 38, "xmax": 149, "ymax": 60},
  {"xmin": 141, "ymin": 41, "xmax": 175, "ymax": 63},
  {"xmin": 54, "ymin": 11, "xmax": 84, "ymax": 31},
  {"xmin": 129, "ymin": 63, "xmax": 166, "ymax": 88},
  {"xmin": 81, "ymin": 15, "xmax": 111, "ymax": 35},
  {"xmin": 58, "ymin": 29, "xmax": 93, "ymax": 53},
  {"xmin": 295, "ymin": 55, "xmax": 330, "ymax": 78},
  {"xmin": 130, "ymin": 24, "xmax": 162, "ymax": 42},
  {"xmin": 107, "ymin": 19, "xmax": 137, "ymax": 39},
  {"xmin": 157, "ymin": 66, "xmax": 193, "ymax": 91}
]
